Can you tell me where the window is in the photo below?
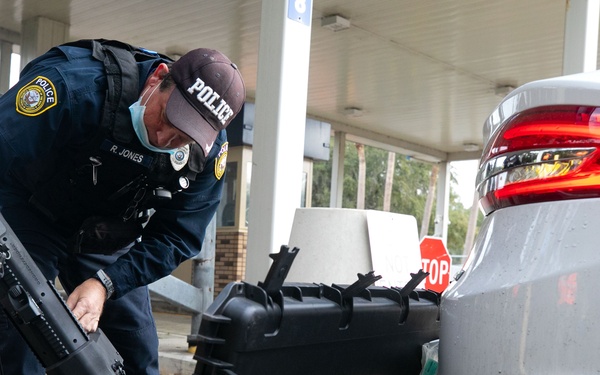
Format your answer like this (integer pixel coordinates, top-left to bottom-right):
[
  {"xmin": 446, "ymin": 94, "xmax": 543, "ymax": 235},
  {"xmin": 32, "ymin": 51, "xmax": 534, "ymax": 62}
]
[{"xmin": 216, "ymin": 162, "xmax": 237, "ymax": 227}]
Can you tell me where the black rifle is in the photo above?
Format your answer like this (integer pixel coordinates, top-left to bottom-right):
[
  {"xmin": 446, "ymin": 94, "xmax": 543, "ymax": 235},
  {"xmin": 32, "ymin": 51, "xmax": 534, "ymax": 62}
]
[{"xmin": 0, "ymin": 213, "xmax": 125, "ymax": 375}]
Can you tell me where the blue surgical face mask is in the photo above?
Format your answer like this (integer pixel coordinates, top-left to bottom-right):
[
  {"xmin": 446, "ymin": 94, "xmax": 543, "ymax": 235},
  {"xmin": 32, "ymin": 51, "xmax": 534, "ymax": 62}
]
[{"xmin": 129, "ymin": 85, "xmax": 177, "ymax": 154}]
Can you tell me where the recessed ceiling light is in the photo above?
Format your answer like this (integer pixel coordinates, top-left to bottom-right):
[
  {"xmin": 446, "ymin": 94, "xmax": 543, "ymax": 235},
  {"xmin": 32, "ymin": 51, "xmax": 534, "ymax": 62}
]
[
  {"xmin": 321, "ymin": 15, "xmax": 351, "ymax": 32},
  {"xmin": 494, "ymin": 85, "xmax": 515, "ymax": 97},
  {"xmin": 463, "ymin": 143, "xmax": 480, "ymax": 152},
  {"xmin": 342, "ymin": 107, "xmax": 363, "ymax": 117}
]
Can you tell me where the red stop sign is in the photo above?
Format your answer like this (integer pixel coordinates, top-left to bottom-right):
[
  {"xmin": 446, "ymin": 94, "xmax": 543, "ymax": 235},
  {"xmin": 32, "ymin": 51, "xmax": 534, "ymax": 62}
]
[{"xmin": 420, "ymin": 236, "xmax": 451, "ymax": 293}]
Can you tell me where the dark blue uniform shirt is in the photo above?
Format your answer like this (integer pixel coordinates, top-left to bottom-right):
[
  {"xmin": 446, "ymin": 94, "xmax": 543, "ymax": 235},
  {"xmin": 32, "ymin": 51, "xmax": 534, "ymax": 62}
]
[{"xmin": 0, "ymin": 44, "xmax": 225, "ymax": 298}]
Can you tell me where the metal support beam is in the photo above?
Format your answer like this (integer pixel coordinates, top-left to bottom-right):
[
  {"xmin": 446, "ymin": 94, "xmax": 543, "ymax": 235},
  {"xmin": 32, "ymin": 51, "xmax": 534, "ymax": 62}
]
[
  {"xmin": 0, "ymin": 41, "xmax": 12, "ymax": 94},
  {"xmin": 148, "ymin": 215, "xmax": 216, "ymax": 332},
  {"xmin": 329, "ymin": 131, "xmax": 346, "ymax": 208},
  {"xmin": 434, "ymin": 161, "xmax": 450, "ymax": 242},
  {"xmin": 148, "ymin": 275, "xmax": 204, "ymax": 313},
  {"xmin": 342, "ymin": 126, "xmax": 447, "ymax": 163},
  {"xmin": 0, "ymin": 27, "xmax": 20, "ymax": 45},
  {"xmin": 189, "ymin": 216, "xmax": 216, "ymax": 338},
  {"xmin": 245, "ymin": 0, "xmax": 314, "ymax": 283}
]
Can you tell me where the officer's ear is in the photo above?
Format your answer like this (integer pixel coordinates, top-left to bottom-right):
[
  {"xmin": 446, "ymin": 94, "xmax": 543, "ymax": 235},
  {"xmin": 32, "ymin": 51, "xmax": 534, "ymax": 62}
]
[{"xmin": 146, "ymin": 63, "xmax": 170, "ymax": 87}]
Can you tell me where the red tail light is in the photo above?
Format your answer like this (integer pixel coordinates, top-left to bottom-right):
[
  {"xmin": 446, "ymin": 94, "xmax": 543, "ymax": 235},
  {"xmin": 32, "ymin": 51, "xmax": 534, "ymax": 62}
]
[{"xmin": 478, "ymin": 105, "xmax": 600, "ymax": 215}]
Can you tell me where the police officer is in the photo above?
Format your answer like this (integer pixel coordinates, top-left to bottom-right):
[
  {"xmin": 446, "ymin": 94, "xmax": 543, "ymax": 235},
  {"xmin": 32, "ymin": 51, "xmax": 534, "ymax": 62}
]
[{"xmin": 0, "ymin": 40, "xmax": 245, "ymax": 374}]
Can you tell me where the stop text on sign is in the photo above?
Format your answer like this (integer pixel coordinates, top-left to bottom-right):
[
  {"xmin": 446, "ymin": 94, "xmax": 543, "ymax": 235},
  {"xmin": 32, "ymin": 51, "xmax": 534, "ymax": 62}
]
[
  {"xmin": 419, "ymin": 236, "xmax": 451, "ymax": 293},
  {"xmin": 421, "ymin": 258, "xmax": 450, "ymax": 285}
]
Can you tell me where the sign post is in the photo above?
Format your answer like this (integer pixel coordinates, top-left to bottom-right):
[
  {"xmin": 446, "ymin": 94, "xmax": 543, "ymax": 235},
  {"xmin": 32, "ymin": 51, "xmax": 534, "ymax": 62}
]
[{"xmin": 419, "ymin": 236, "xmax": 451, "ymax": 293}]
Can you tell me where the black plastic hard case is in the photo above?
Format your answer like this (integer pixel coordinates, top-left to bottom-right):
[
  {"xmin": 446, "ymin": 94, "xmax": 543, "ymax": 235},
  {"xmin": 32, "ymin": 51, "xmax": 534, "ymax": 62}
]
[{"xmin": 192, "ymin": 247, "xmax": 440, "ymax": 375}]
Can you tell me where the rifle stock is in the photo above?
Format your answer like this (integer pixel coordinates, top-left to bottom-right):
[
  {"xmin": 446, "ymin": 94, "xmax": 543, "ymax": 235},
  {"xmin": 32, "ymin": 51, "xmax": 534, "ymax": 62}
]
[{"xmin": 0, "ymin": 213, "xmax": 125, "ymax": 375}]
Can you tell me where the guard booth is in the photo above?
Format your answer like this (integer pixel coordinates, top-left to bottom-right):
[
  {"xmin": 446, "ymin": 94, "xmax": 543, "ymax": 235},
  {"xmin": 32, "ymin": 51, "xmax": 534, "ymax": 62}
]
[{"xmin": 172, "ymin": 103, "xmax": 331, "ymax": 295}]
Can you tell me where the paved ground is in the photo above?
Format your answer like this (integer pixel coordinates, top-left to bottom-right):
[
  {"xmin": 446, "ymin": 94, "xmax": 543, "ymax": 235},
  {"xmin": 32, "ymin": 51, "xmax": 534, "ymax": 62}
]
[{"xmin": 155, "ymin": 311, "xmax": 198, "ymax": 375}]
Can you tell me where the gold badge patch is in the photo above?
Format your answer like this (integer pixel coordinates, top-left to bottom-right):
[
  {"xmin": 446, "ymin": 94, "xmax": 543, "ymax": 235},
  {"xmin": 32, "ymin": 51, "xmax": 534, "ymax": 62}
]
[
  {"xmin": 214, "ymin": 142, "xmax": 228, "ymax": 180},
  {"xmin": 16, "ymin": 76, "xmax": 57, "ymax": 116}
]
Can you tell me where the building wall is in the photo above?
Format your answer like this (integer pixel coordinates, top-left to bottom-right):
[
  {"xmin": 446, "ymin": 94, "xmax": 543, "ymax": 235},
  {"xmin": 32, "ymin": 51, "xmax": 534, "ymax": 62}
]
[{"xmin": 214, "ymin": 229, "xmax": 247, "ymax": 295}]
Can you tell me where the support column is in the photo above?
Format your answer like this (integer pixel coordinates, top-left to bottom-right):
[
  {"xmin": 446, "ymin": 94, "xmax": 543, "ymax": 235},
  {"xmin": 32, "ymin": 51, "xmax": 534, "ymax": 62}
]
[
  {"xmin": 20, "ymin": 17, "xmax": 69, "ymax": 69},
  {"xmin": 329, "ymin": 131, "xmax": 346, "ymax": 208},
  {"xmin": 0, "ymin": 41, "xmax": 12, "ymax": 94},
  {"xmin": 434, "ymin": 161, "xmax": 450, "ymax": 242},
  {"xmin": 245, "ymin": 0, "xmax": 314, "ymax": 283},
  {"xmin": 563, "ymin": 0, "xmax": 599, "ymax": 75},
  {"xmin": 188, "ymin": 215, "xmax": 216, "ymax": 343}
]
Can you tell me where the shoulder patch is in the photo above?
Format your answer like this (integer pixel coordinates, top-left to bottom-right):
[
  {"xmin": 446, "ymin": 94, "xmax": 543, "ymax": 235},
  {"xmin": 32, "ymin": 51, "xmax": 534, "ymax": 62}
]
[
  {"xmin": 16, "ymin": 76, "xmax": 58, "ymax": 116},
  {"xmin": 214, "ymin": 142, "xmax": 228, "ymax": 180}
]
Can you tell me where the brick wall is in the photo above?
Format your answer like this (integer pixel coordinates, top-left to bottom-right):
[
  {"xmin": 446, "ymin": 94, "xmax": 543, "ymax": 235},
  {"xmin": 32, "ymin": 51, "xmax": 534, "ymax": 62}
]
[{"xmin": 214, "ymin": 230, "xmax": 247, "ymax": 295}]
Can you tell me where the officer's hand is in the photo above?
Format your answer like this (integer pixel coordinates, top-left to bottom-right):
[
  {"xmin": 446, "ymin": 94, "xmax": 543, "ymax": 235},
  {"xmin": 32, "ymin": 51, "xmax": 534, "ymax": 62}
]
[{"xmin": 66, "ymin": 278, "xmax": 107, "ymax": 333}]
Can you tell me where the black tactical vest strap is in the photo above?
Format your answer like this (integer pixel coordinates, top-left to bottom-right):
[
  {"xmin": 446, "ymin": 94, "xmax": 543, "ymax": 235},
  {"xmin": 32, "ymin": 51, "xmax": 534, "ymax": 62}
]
[{"xmin": 91, "ymin": 41, "xmax": 139, "ymax": 143}]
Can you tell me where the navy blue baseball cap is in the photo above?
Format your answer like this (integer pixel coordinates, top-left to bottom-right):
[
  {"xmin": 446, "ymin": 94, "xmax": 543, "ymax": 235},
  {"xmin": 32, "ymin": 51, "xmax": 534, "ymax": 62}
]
[{"xmin": 167, "ymin": 48, "xmax": 245, "ymax": 155}]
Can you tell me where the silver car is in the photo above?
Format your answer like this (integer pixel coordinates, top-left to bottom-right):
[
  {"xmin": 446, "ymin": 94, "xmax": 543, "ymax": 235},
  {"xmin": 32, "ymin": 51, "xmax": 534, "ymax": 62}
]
[{"xmin": 440, "ymin": 70, "xmax": 600, "ymax": 374}]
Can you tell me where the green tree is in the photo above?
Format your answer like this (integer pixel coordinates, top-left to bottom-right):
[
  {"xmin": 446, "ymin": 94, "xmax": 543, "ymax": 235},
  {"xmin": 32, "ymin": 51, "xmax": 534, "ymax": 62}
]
[
  {"xmin": 311, "ymin": 152, "xmax": 331, "ymax": 207},
  {"xmin": 447, "ymin": 189, "xmax": 469, "ymax": 256}
]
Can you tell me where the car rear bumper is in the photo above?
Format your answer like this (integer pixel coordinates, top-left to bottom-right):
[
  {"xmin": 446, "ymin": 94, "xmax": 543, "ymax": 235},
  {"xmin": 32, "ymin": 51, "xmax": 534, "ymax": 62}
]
[{"xmin": 440, "ymin": 198, "xmax": 600, "ymax": 374}]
